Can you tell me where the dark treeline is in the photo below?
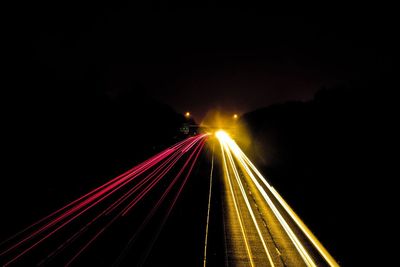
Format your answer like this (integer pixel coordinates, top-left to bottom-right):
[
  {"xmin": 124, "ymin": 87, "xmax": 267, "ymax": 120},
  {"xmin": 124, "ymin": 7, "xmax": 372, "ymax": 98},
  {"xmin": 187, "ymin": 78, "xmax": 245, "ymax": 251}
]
[
  {"xmin": 240, "ymin": 81, "xmax": 390, "ymax": 266},
  {"xmin": 1, "ymin": 75, "xmax": 189, "ymax": 239}
]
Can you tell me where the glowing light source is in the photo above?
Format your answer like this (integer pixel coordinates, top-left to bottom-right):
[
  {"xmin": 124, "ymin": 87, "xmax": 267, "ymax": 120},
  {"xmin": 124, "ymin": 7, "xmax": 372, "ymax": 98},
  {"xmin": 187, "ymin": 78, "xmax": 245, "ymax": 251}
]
[
  {"xmin": 185, "ymin": 112, "xmax": 190, "ymax": 117},
  {"xmin": 233, "ymin": 114, "xmax": 238, "ymax": 119},
  {"xmin": 215, "ymin": 130, "xmax": 228, "ymax": 140}
]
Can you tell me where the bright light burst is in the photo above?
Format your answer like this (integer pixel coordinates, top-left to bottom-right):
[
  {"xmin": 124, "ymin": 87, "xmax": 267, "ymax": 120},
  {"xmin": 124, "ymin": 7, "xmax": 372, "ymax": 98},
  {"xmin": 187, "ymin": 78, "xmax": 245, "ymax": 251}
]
[{"xmin": 215, "ymin": 130, "xmax": 339, "ymax": 267}]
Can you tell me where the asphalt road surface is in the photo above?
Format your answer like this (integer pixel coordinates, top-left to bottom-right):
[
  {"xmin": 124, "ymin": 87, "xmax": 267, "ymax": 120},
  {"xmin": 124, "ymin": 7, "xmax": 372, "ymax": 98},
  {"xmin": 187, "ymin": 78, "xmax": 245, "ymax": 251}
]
[{"xmin": 1, "ymin": 133, "xmax": 338, "ymax": 266}]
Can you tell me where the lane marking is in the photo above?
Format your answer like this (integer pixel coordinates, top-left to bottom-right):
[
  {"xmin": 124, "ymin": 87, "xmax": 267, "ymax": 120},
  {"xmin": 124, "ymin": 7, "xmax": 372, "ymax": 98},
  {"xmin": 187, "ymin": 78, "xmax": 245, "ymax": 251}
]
[{"xmin": 203, "ymin": 143, "xmax": 214, "ymax": 267}]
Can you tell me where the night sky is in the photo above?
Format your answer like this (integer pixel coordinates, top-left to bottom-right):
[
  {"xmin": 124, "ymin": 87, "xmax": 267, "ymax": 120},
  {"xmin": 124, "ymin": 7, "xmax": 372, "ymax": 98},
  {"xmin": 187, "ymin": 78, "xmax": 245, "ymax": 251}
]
[{"xmin": 6, "ymin": 6, "xmax": 395, "ymax": 122}]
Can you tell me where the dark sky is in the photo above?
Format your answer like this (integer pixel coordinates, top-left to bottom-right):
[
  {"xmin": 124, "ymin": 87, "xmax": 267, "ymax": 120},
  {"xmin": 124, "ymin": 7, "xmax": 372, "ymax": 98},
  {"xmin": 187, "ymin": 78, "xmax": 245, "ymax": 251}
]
[{"xmin": 9, "ymin": 6, "xmax": 396, "ymax": 122}]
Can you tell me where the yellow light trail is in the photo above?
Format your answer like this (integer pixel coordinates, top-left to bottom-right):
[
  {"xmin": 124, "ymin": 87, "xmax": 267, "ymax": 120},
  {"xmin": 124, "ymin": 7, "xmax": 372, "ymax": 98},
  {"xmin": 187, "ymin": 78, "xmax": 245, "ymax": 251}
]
[
  {"xmin": 219, "ymin": 131, "xmax": 315, "ymax": 266},
  {"xmin": 220, "ymin": 141, "xmax": 256, "ymax": 267},
  {"xmin": 215, "ymin": 130, "xmax": 339, "ymax": 267},
  {"xmin": 221, "ymin": 140, "xmax": 275, "ymax": 267},
  {"xmin": 241, "ymin": 154, "xmax": 339, "ymax": 267}
]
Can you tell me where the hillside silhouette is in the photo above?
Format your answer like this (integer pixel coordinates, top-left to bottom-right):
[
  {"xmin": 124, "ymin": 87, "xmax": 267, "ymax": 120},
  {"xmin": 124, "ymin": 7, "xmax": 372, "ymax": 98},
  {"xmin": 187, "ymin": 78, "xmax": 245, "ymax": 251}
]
[{"xmin": 240, "ymin": 81, "xmax": 389, "ymax": 266}]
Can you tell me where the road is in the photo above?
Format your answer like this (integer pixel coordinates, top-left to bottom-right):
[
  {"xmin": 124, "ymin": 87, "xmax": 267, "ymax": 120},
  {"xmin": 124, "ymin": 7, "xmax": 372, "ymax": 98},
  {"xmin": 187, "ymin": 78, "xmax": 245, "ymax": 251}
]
[
  {"xmin": 1, "ymin": 132, "xmax": 338, "ymax": 266},
  {"xmin": 204, "ymin": 131, "xmax": 338, "ymax": 267}
]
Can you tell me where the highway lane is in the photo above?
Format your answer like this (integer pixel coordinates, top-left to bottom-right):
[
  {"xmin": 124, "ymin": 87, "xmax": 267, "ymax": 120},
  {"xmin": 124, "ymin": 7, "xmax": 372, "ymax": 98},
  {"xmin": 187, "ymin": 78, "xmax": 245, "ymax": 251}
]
[
  {"xmin": 214, "ymin": 130, "xmax": 339, "ymax": 267},
  {"xmin": 219, "ymin": 139, "xmax": 290, "ymax": 267}
]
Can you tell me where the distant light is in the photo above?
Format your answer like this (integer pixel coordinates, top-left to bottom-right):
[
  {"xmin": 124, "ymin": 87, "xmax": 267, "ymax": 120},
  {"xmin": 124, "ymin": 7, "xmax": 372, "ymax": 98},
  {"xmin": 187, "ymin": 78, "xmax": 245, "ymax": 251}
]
[
  {"xmin": 233, "ymin": 114, "xmax": 238, "ymax": 119},
  {"xmin": 215, "ymin": 130, "xmax": 229, "ymax": 140},
  {"xmin": 185, "ymin": 112, "xmax": 190, "ymax": 117}
]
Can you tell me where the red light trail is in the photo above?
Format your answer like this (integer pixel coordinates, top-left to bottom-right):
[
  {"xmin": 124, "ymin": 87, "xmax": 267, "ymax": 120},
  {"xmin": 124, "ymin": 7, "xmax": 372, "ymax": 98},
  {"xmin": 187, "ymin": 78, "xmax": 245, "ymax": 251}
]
[
  {"xmin": 113, "ymin": 135, "xmax": 206, "ymax": 266},
  {"xmin": 0, "ymin": 134, "xmax": 208, "ymax": 266}
]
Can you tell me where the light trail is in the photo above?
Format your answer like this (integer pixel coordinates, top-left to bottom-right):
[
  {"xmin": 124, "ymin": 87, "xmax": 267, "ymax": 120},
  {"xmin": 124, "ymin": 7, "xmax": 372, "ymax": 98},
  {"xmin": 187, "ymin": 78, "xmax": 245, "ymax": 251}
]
[
  {"xmin": 0, "ymin": 146, "xmax": 175, "ymax": 249},
  {"xmin": 1, "ymin": 134, "xmax": 208, "ymax": 266},
  {"xmin": 2, "ymin": 129, "xmax": 337, "ymax": 266},
  {"xmin": 215, "ymin": 130, "xmax": 339, "ymax": 267},
  {"xmin": 221, "ymin": 139, "xmax": 275, "ymax": 267},
  {"xmin": 220, "ymin": 141, "xmax": 255, "ymax": 267},
  {"xmin": 0, "ymin": 145, "xmax": 179, "ymax": 258},
  {"xmin": 38, "ymin": 147, "xmax": 191, "ymax": 266},
  {"xmin": 203, "ymin": 143, "xmax": 214, "ymax": 267},
  {"xmin": 113, "ymin": 137, "xmax": 207, "ymax": 266},
  {"xmin": 222, "ymin": 136, "xmax": 316, "ymax": 266},
  {"xmin": 121, "ymin": 135, "xmax": 206, "ymax": 216},
  {"xmin": 241, "ymin": 154, "xmax": 339, "ymax": 267}
]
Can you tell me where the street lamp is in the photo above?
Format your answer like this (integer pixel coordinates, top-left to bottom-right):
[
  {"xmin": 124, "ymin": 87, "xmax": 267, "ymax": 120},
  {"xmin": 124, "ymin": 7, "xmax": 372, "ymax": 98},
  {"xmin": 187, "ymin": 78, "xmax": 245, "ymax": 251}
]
[{"xmin": 185, "ymin": 112, "xmax": 190, "ymax": 118}]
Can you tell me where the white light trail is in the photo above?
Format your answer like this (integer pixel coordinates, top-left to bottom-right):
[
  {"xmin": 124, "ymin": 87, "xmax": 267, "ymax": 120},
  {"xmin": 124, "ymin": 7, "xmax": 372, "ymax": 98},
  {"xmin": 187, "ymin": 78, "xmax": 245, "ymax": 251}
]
[{"xmin": 216, "ymin": 130, "xmax": 339, "ymax": 267}]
